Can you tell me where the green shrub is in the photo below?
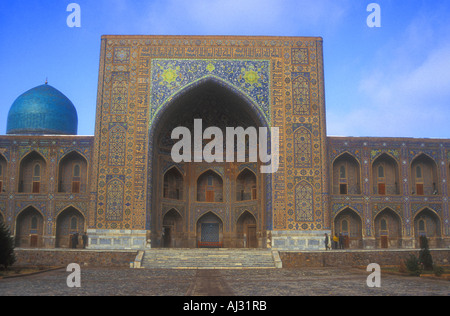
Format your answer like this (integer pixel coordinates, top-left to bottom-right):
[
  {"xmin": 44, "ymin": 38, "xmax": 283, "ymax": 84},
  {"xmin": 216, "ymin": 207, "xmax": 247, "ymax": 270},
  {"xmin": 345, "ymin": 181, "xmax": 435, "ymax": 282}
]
[
  {"xmin": 0, "ymin": 222, "xmax": 16, "ymax": 270},
  {"xmin": 405, "ymin": 254, "xmax": 422, "ymax": 276},
  {"xmin": 418, "ymin": 236, "xmax": 433, "ymax": 271}
]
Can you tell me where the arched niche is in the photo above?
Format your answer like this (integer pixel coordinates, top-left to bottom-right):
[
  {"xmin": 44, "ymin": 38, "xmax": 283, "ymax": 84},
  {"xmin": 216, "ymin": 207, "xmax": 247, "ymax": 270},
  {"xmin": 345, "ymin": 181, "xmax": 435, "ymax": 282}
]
[
  {"xmin": 372, "ymin": 153, "xmax": 400, "ymax": 195},
  {"xmin": 332, "ymin": 153, "xmax": 361, "ymax": 195},
  {"xmin": 18, "ymin": 151, "xmax": 46, "ymax": 193}
]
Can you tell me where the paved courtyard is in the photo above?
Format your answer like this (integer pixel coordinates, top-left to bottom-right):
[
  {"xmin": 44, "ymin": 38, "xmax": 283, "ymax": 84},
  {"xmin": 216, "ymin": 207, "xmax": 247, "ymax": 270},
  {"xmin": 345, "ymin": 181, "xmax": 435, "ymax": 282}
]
[{"xmin": 0, "ymin": 267, "xmax": 448, "ymax": 296}]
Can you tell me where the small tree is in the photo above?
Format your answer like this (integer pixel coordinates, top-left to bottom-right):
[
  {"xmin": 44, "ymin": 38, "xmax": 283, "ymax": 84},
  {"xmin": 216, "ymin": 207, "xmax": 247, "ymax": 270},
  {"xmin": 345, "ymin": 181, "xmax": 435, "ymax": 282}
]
[
  {"xmin": 405, "ymin": 254, "xmax": 422, "ymax": 276},
  {"xmin": 0, "ymin": 221, "xmax": 16, "ymax": 270},
  {"xmin": 419, "ymin": 235, "xmax": 433, "ymax": 271}
]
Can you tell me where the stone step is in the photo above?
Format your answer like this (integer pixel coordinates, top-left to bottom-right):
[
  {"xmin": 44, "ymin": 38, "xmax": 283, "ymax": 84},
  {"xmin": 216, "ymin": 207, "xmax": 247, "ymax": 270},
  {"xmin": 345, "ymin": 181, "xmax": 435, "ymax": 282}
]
[{"xmin": 141, "ymin": 249, "xmax": 277, "ymax": 269}]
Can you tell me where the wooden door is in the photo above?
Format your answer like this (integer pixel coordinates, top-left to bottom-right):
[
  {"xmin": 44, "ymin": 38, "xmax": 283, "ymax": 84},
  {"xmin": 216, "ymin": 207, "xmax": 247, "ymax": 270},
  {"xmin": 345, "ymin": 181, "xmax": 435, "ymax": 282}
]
[
  {"xmin": 378, "ymin": 183, "xmax": 386, "ymax": 195},
  {"xmin": 416, "ymin": 184, "xmax": 424, "ymax": 195},
  {"xmin": 163, "ymin": 226, "xmax": 172, "ymax": 248},
  {"xmin": 30, "ymin": 234, "xmax": 38, "ymax": 247},
  {"xmin": 72, "ymin": 181, "xmax": 81, "ymax": 193},
  {"xmin": 247, "ymin": 225, "xmax": 257, "ymax": 248},
  {"xmin": 206, "ymin": 190, "xmax": 214, "ymax": 202},
  {"xmin": 343, "ymin": 235, "xmax": 350, "ymax": 249},
  {"xmin": 32, "ymin": 182, "xmax": 40, "ymax": 193},
  {"xmin": 381, "ymin": 236, "xmax": 388, "ymax": 249}
]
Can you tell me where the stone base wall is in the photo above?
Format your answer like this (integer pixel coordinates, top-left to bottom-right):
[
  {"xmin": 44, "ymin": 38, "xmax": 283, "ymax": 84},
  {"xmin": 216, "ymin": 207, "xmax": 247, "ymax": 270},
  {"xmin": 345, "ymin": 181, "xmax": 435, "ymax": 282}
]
[
  {"xmin": 280, "ymin": 249, "xmax": 450, "ymax": 268},
  {"xmin": 87, "ymin": 229, "xmax": 148, "ymax": 250},
  {"xmin": 271, "ymin": 230, "xmax": 331, "ymax": 250},
  {"xmin": 15, "ymin": 249, "xmax": 137, "ymax": 267}
]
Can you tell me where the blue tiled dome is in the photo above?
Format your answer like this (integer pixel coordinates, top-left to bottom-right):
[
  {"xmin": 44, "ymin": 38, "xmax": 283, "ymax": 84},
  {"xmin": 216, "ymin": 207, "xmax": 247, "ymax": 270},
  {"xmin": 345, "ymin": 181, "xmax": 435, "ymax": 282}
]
[{"xmin": 6, "ymin": 84, "xmax": 78, "ymax": 135}]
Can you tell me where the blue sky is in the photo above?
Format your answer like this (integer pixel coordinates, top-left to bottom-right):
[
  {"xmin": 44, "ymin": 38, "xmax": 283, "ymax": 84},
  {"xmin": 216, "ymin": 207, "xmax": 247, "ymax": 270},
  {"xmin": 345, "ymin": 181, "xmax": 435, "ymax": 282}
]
[{"xmin": 0, "ymin": 0, "xmax": 449, "ymax": 138}]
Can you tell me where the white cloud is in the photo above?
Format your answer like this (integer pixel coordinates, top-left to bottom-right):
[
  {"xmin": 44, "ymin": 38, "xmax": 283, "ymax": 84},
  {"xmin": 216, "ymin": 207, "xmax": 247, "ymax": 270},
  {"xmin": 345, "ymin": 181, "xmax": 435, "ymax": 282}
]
[{"xmin": 329, "ymin": 11, "xmax": 450, "ymax": 138}]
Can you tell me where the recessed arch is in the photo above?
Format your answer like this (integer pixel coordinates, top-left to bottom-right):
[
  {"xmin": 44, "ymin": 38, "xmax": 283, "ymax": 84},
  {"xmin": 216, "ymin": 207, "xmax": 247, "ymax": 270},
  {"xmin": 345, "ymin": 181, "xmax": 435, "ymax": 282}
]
[
  {"xmin": 55, "ymin": 206, "xmax": 86, "ymax": 248},
  {"xmin": 162, "ymin": 208, "xmax": 184, "ymax": 248},
  {"xmin": 163, "ymin": 166, "xmax": 184, "ymax": 200},
  {"xmin": 236, "ymin": 168, "xmax": 257, "ymax": 201},
  {"xmin": 151, "ymin": 75, "xmax": 270, "ymax": 135},
  {"xmin": 15, "ymin": 206, "xmax": 44, "ymax": 248},
  {"xmin": 333, "ymin": 207, "xmax": 363, "ymax": 249},
  {"xmin": 413, "ymin": 207, "xmax": 442, "ymax": 248},
  {"xmin": 18, "ymin": 151, "xmax": 47, "ymax": 193},
  {"xmin": 58, "ymin": 151, "xmax": 88, "ymax": 193},
  {"xmin": 374, "ymin": 207, "xmax": 402, "ymax": 249},
  {"xmin": 372, "ymin": 153, "xmax": 400, "ymax": 195},
  {"xmin": 147, "ymin": 75, "xmax": 271, "ymax": 246},
  {"xmin": 197, "ymin": 169, "xmax": 224, "ymax": 203},
  {"xmin": 196, "ymin": 211, "xmax": 224, "ymax": 248},
  {"xmin": 411, "ymin": 153, "xmax": 439, "ymax": 196},
  {"xmin": 332, "ymin": 152, "xmax": 361, "ymax": 195},
  {"xmin": 236, "ymin": 211, "xmax": 258, "ymax": 248}
]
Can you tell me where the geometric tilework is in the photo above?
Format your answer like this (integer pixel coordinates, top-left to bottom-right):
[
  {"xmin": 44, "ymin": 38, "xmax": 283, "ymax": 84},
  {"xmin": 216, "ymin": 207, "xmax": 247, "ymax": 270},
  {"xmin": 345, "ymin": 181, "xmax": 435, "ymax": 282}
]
[
  {"xmin": 111, "ymin": 72, "xmax": 129, "ymax": 115},
  {"xmin": 294, "ymin": 127, "xmax": 312, "ymax": 168},
  {"xmin": 292, "ymin": 48, "xmax": 309, "ymax": 65},
  {"xmin": 295, "ymin": 181, "xmax": 314, "ymax": 222},
  {"xmin": 292, "ymin": 72, "xmax": 310, "ymax": 115},
  {"xmin": 113, "ymin": 47, "xmax": 131, "ymax": 64},
  {"xmin": 150, "ymin": 59, "xmax": 271, "ymax": 125},
  {"xmin": 106, "ymin": 179, "xmax": 124, "ymax": 221},
  {"xmin": 108, "ymin": 124, "xmax": 126, "ymax": 166}
]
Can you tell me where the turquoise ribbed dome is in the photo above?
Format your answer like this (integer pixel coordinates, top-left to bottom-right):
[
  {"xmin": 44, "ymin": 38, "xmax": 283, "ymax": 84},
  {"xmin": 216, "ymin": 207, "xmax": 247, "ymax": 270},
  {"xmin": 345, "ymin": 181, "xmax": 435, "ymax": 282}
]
[{"xmin": 6, "ymin": 84, "xmax": 78, "ymax": 135}]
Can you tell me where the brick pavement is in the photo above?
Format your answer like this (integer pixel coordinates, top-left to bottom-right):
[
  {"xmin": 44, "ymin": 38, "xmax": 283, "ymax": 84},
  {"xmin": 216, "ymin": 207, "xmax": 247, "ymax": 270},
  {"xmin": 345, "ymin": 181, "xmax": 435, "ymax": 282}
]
[{"xmin": 0, "ymin": 267, "xmax": 448, "ymax": 296}]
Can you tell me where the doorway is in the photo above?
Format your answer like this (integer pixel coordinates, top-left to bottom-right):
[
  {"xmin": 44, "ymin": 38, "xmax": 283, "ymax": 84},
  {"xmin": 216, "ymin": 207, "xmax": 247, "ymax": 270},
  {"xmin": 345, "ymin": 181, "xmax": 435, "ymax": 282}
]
[
  {"xmin": 197, "ymin": 212, "xmax": 223, "ymax": 248},
  {"xmin": 163, "ymin": 226, "xmax": 172, "ymax": 248},
  {"xmin": 247, "ymin": 225, "xmax": 257, "ymax": 248}
]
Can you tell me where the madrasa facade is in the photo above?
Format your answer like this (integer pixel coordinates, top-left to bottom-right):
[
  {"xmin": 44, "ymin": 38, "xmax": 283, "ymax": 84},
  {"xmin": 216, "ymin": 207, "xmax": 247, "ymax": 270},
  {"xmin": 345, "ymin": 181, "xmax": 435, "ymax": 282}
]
[{"xmin": 1, "ymin": 35, "xmax": 449, "ymax": 251}]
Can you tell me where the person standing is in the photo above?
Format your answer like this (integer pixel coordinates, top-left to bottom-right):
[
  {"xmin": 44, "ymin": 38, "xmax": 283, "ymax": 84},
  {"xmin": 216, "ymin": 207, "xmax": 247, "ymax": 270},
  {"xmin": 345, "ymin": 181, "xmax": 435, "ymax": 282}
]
[
  {"xmin": 324, "ymin": 233, "xmax": 330, "ymax": 250},
  {"xmin": 72, "ymin": 233, "xmax": 79, "ymax": 249},
  {"xmin": 82, "ymin": 232, "xmax": 88, "ymax": 249},
  {"xmin": 333, "ymin": 233, "xmax": 339, "ymax": 250},
  {"xmin": 339, "ymin": 233, "xmax": 344, "ymax": 249}
]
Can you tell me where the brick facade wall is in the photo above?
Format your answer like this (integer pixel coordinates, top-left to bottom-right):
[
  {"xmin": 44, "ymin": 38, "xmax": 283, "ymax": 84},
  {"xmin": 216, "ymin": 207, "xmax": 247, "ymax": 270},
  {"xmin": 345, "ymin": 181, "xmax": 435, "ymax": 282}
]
[
  {"xmin": 280, "ymin": 249, "xmax": 450, "ymax": 268},
  {"xmin": 15, "ymin": 249, "xmax": 137, "ymax": 267}
]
